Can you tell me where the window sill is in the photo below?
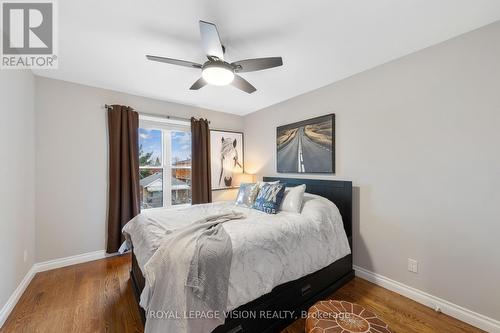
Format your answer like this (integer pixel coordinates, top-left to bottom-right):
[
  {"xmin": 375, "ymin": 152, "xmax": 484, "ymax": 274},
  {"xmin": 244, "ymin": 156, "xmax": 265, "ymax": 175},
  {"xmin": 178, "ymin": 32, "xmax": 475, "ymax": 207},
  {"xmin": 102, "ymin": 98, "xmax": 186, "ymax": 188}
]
[{"xmin": 140, "ymin": 203, "xmax": 191, "ymax": 212}]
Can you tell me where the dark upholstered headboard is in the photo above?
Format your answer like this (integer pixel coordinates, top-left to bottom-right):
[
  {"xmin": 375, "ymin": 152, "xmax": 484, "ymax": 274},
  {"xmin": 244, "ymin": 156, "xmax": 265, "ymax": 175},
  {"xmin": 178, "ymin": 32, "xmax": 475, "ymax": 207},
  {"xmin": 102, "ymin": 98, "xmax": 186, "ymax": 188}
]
[{"xmin": 263, "ymin": 177, "xmax": 352, "ymax": 240}]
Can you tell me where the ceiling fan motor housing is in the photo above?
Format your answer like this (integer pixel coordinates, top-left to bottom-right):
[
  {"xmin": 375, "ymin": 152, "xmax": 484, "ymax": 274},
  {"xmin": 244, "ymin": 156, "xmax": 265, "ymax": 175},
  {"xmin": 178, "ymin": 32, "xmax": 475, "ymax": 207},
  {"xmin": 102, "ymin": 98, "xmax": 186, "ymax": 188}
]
[{"xmin": 202, "ymin": 59, "xmax": 234, "ymax": 72}]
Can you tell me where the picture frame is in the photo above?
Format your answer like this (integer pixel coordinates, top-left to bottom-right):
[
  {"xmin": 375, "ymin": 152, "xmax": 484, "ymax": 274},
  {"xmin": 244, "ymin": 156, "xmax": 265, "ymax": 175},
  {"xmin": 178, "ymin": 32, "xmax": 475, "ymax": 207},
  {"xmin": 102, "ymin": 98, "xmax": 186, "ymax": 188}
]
[
  {"xmin": 276, "ymin": 114, "xmax": 335, "ymax": 173},
  {"xmin": 210, "ymin": 129, "xmax": 244, "ymax": 190}
]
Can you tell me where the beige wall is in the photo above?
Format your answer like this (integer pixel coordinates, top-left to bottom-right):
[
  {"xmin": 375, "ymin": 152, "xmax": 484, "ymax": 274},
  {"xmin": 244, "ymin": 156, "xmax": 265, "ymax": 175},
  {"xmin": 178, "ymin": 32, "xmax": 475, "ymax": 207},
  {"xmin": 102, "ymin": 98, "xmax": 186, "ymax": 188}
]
[
  {"xmin": 244, "ymin": 22, "xmax": 500, "ymax": 320},
  {"xmin": 0, "ymin": 70, "xmax": 35, "ymax": 311},
  {"xmin": 34, "ymin": 77, "xmax": 243, "ymax": 262}
]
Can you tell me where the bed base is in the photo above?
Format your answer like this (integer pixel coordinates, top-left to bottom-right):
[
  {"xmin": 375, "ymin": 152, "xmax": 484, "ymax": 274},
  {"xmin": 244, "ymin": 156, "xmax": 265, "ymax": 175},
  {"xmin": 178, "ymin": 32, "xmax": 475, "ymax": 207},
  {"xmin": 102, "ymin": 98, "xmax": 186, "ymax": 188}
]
[{"xmin": 130, "ymin": 251, "xmax": 353, "ymax": 333}]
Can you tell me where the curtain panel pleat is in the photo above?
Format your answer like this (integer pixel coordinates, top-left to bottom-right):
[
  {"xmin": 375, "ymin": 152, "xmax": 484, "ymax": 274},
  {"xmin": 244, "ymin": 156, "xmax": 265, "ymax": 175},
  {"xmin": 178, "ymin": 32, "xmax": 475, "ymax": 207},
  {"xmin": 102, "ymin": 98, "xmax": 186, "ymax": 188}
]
[
  {"xmin": 191, "ymin": 118, "xmax": 212, "ymax": 204},
  {"xmin": 106, "ymin": 105, "xmax": 140, "ymax": 253}
]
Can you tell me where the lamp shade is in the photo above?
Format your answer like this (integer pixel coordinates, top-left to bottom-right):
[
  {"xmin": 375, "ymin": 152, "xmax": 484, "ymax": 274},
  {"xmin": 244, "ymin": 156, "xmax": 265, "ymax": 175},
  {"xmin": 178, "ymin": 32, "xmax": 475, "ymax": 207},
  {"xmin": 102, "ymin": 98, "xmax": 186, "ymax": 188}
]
[{"xmin": 234, "ymin": 173, "xmax": 256, "ymax": 185}]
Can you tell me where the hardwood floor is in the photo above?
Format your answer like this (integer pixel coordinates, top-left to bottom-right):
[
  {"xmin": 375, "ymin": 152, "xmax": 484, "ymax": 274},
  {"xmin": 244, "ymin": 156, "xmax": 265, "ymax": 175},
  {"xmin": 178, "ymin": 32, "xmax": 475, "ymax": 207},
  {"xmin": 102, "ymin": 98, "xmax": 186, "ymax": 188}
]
[
  {"xmin": 1, "ymin": 254, "xmax": 484, "ymax": 333},
  {"xmin": 1, "ymin": 254, "xmax": 143, "ymax": 333},
  {"xmin": 282, "ymin": 278, "xmax": 485, "ymax": 333}
]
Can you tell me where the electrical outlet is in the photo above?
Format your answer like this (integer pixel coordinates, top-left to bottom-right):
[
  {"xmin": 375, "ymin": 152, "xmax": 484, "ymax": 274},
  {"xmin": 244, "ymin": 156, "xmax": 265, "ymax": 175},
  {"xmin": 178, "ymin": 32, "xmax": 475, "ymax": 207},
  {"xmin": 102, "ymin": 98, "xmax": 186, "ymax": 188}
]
[
  {"xmin": 408, "ymin": 258, "xmax": 418, "ymax": 273},
  {"xmin": 23, "ymin": 249, "xmax": 28, "ymax": 263}
]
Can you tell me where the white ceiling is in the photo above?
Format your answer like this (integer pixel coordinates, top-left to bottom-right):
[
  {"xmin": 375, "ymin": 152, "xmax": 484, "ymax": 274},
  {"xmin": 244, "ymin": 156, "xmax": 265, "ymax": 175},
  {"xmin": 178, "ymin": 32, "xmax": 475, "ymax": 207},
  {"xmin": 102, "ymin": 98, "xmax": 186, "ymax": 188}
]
[{"xmin": 34, "ymin": 0, "xmax": 500, "ymax": 115}]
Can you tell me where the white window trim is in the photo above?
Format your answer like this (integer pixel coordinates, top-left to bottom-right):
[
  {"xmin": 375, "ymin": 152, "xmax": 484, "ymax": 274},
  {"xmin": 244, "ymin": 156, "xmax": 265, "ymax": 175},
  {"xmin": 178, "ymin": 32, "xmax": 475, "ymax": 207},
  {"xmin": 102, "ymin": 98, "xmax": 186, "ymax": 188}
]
[
  {"xmin": 163, "ymin": 129, "xmax": 172, "ymax": 207},
  {"xmin": 140, "ymin": 115, "xmax": 190, "ymax": 132},
  {"xmin": 139, "ymin": 115, "xmax": 191, "ymax": 210}
]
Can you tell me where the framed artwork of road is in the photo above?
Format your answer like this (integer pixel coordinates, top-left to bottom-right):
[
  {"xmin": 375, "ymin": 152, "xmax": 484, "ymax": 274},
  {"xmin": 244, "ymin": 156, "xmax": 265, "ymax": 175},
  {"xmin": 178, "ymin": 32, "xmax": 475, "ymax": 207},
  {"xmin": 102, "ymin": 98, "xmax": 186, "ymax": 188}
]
[{"xmin": 276, "ymin": 114, "xmax": 335, "ymax": 173}]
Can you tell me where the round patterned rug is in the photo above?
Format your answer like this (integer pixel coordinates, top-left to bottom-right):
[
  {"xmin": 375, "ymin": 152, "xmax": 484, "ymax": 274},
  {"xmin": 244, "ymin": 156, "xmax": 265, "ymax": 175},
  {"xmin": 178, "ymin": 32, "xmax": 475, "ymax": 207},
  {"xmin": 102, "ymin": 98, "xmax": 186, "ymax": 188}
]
[{"xmin": 306, "ymin": 300, "xmax": 392, "ymax": 333}]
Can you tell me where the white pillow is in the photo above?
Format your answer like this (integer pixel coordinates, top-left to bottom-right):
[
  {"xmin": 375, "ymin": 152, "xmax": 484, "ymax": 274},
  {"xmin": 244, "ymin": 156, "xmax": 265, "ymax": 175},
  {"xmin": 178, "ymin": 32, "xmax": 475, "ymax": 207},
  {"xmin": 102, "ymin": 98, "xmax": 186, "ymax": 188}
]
[{"xmin": 280, "ymin": 184, "xmax": 306, "ymax": 213}]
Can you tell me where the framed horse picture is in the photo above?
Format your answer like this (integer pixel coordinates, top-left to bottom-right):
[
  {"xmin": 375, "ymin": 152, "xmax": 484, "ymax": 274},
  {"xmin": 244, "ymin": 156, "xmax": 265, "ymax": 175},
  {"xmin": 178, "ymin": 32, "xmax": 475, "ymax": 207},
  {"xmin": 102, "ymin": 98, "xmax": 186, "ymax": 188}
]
[{"xmin": 210, "ymin": 129, "xmax": 244, "ymax": 190}]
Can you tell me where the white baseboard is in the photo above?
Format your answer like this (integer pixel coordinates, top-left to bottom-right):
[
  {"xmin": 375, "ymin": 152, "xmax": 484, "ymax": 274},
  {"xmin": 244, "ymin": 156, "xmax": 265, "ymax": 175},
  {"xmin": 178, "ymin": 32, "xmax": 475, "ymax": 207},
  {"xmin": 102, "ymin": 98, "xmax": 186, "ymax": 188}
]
[
  {"xmin": 354, "ymin": 265, "xmax": 500, "ymax": 333},
  {"xmin": 0, "ymin": 266, "xmax": 37, "ymax": 328},
  {"xmin": 34, "ymin": 250, "xmax": 108, "ymax": 272},
  {"xmin": 0, "ymin": 249, "xmax": 113, "ymax": 328}
]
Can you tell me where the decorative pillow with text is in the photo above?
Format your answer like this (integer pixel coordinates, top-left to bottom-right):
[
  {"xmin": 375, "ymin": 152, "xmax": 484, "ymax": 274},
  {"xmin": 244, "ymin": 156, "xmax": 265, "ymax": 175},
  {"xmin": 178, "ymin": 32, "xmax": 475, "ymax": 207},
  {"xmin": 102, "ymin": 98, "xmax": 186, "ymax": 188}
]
[{"xmin": 252, "ymin": 183, "xmax": 286, "ymax": 214}]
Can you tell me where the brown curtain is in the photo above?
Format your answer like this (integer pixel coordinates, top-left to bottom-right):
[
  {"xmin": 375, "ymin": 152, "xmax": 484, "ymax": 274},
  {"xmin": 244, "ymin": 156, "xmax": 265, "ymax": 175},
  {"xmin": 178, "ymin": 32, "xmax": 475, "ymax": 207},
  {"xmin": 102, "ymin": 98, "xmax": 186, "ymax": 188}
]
[
  {"xmin": 191, "ymin": 118, "xmax": 212, "ymax": 204},
  {"xmin": 106, "ymin": 105, "xmax": 140, "ymax": 253}
]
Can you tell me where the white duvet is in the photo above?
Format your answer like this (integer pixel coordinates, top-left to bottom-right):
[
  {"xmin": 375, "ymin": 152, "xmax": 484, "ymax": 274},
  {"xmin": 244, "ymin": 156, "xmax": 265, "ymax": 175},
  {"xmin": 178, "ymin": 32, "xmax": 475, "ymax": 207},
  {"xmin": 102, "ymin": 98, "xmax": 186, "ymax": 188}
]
[{"xmin": 123, "ymin": 193, "xmax": 351, "ymax": 312}]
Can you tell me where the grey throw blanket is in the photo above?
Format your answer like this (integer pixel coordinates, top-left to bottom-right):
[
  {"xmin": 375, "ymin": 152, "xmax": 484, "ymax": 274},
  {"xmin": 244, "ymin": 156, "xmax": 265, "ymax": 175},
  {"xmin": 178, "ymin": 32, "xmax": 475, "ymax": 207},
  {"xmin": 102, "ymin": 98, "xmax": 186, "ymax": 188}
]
[{"xmin": 141, "ymin": 211, "xmax": 245, "ymax": 333}]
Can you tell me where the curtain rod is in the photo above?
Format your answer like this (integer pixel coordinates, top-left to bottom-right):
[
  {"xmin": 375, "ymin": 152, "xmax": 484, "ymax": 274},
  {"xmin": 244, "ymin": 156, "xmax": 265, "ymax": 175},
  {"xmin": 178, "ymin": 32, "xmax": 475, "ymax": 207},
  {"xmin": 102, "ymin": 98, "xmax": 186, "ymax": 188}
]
[{"xmin": 103, "ymin": 104, "xmax": 210, "ymax": 124}]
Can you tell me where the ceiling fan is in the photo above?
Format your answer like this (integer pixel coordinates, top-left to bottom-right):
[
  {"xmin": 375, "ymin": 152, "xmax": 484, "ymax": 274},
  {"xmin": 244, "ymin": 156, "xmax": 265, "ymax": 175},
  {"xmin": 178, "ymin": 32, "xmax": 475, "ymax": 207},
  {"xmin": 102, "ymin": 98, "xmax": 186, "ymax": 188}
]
[{"xmin": 146, "ymin": 20, "xmax": 283, "ymax": 94}]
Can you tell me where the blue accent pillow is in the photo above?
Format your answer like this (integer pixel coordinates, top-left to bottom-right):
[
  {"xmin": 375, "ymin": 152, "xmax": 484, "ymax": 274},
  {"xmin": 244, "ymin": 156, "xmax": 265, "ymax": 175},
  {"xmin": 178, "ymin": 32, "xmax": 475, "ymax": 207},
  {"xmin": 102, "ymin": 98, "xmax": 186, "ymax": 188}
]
[{"xmin": 252, "ymin": 183, "xmax": 286, "ymax": 214}]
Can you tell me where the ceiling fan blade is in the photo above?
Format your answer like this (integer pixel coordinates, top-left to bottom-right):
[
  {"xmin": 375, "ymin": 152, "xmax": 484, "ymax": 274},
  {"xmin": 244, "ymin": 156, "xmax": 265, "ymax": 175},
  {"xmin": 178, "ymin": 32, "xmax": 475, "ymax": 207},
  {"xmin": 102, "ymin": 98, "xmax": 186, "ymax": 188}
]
[
  {"xmin": 232, "ymin": 57, "xmax": 283, "ymax": 73},
  {"xmin": 190, "ymin": 77, "xmax": 207, "ymax": 90},
  {"xmin": 231, "ymin": 75, "xmax": 257, "ymax": 94},
  {"xmin": 199, "ymin": 20, "xmax": 224, "ymax": 60},
  {"xmin": 146, "ymin": 55, "xmax": 202, "ymax": 69}
]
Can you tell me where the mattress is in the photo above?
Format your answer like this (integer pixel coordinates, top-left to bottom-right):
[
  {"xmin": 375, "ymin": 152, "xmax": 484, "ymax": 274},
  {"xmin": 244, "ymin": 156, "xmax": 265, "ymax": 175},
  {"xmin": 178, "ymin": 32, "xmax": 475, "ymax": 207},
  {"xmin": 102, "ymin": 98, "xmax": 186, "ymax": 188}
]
[{"xmin": 122, "ymin": 193, "xmax": 351, "ymax": 311}]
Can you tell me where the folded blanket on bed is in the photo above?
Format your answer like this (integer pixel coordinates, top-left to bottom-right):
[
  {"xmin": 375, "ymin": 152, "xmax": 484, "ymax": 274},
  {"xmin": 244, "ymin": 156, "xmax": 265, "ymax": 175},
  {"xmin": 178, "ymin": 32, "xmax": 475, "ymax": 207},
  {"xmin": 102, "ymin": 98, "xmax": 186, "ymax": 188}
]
[{"xmin": 140, "ymin": 211, "xmax": 245, "ymax": 333}]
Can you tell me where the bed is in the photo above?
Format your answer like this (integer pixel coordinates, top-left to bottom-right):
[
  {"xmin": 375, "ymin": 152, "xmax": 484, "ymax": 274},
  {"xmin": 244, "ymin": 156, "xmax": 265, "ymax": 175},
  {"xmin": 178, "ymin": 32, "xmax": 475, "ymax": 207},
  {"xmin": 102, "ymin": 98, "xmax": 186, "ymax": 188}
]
[{"xmin": 127, "ymin": 177, "xmax": 354, "ymax": 333}]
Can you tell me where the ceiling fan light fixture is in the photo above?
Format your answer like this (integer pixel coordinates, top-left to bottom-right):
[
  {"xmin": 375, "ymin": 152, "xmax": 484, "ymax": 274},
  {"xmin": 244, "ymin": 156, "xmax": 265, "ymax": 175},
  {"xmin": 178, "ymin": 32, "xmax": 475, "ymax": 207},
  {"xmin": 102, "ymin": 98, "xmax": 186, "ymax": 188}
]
[{"xmin": 202, "ymin": 63, "xmax": 234, "ymax": 86}]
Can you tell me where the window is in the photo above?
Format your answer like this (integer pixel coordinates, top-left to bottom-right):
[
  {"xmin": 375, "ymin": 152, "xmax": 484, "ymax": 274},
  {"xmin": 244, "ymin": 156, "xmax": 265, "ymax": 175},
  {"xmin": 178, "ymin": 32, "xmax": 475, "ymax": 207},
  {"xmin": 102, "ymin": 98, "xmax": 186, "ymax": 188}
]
[{"xmin": 139, "ymin": 116, "xmax": 191, "ymax": 210}]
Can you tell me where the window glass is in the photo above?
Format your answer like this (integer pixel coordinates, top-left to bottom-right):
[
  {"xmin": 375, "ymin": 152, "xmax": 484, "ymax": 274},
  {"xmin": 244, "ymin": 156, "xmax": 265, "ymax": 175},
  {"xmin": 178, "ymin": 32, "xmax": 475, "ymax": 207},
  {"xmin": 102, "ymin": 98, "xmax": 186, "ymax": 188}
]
[
  {"xmin": 171, "ymin": 131, "xmax": 191, "ymax": 166},
  {"xmin": 139, "ymin": 128, "xmax": 162, "ymax": 167},
  {"xmin": 172, "ymin": 169, "xmax": 191, "ymax": 205},
  {"xmin": 139, "ymin": 170, "xmax": 163, "ymax": 209},
  {"xmin": 139, "ymin": 127, "xmax": 191, "ymax": 209},
  {"xmin": 171, "ymin": 131, "xmax": 191, "ymax": 205}
]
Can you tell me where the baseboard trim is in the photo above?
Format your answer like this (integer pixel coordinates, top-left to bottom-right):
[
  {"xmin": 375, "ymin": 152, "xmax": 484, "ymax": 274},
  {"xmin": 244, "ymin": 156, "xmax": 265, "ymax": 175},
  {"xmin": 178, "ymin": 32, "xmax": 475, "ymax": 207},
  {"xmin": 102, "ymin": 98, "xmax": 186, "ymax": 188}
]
[
  {"xmin": 354, "ymin": 265, "xmax": 500, "ymax": 333},
  {"xmin": 34, "ymin": 250, "xmax": 108, "ymax": 272},
  {"xmin": 0, "ymin": 266, "xmax": 37, "ymax": 328},
  {"xmin": 0, "ymin": 249, "xmax": 114, "ymax": 329}
]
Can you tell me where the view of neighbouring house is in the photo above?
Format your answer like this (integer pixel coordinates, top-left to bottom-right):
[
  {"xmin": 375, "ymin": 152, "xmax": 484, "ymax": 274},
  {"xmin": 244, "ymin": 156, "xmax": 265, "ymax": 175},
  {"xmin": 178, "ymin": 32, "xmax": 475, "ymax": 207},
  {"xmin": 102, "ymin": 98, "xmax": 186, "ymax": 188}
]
[{"xmin": 139, "ymin": 158, "xmax": 192, "ymax": 209}]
